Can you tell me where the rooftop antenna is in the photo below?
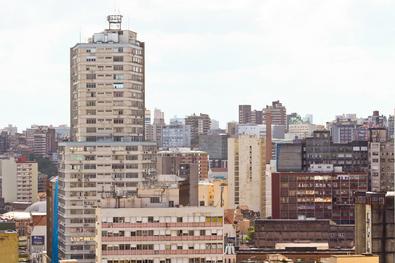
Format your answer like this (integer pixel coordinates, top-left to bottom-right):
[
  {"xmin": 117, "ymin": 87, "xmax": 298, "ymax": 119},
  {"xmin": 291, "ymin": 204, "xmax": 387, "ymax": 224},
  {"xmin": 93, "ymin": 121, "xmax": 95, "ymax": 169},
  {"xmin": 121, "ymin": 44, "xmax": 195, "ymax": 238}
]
[{"xmin": 107, "ymin": 14, "xmax": 123, "ymax": 30}]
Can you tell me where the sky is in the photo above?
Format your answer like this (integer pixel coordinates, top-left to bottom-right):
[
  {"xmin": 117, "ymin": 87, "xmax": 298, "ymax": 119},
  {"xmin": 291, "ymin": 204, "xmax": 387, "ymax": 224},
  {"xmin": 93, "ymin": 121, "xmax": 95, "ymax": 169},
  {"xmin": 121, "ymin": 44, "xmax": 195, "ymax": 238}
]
[{"xmin": 1, "ymin": 0, "xmax": 395, "ymax": 130}]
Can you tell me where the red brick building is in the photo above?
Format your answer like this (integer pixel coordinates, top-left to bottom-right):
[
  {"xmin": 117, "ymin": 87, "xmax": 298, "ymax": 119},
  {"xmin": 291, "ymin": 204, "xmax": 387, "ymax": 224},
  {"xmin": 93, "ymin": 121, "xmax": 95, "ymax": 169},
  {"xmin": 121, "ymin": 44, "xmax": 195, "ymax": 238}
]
[{"xmin": 272, "ymin": 172, "xmax": 368, "ymax": 224}]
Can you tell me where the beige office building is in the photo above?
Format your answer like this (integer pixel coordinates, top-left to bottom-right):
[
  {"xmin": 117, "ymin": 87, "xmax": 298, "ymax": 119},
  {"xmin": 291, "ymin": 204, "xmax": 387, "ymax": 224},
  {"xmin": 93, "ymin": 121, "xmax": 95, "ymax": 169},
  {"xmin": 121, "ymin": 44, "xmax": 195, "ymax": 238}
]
[
  {"xmin": 227, "ymin": 135, "xmax": 266, "ymax": 216},
  {"xmin": 70, "ymin": 15, "xmax": 145, "ymax": 142},
  {"xmin": 96, "ymin": 206, "xmax": 225, "ymax": 263},
  {"xmin": 59, "ymin": 15, "xmax": 157, "ymax": 262},
  {"xmin": 58, "ymin": 141, "xmax": 156, "ymax": 261},
  {"xmin": 0, "ymin": 158, "xmax": 38, "ymax": 204}
]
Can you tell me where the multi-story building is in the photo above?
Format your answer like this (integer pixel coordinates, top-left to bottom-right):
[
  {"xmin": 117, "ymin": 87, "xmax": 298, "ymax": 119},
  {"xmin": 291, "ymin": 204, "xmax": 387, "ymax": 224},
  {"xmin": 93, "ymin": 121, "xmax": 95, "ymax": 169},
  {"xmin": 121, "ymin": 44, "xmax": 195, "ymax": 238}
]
[
  {"xmin": 271, "ymin": 170, "xmax": 368, "ymax": 224},
  {"xmin": 153, "ymin": 108, "xmax": 165, "ymax": 146},
  {"xmin": 198, "ymin": 133, "xmax": 228, "ymax": 168},
  {"xmin": 185, "ymin": 113, "xmax": 211, "ymax": 147},
  {"xmin": 0, "ymin": 221, "xmax": 19, "ymax": 263},
  {"xmin": 327, "ymin": 114, "xmax": 359, "ymax": 144},
  {"xmin": 303, "ymin": 130, "xmax": 369, "ymax": 173},
  {"xmin": 157, "ymin": 149, "xmax": 209, "ymax": 206},
  {"xmin": 285, "ymin": 123, "xmax": 324, "ymax": 140},
  {"xmin": 251, "ymin": 110, "xmax": 263, "ymax": 124},
  {"xmin": 58, "ymin": 141, "xmax": 157, "ymax": 261},
  {"xmin": 264, "ymin": 100, "xmax": 287, "ymax": 126},
  {"xmin": 228, "ymin": 135, "xmax": 266, "ymax": 216},
  {"xmin": 0, "ymin": 131, "xmax": 9, "ymax": 154},
  {"xmin": 161, "ymin": 123, "xmax": 191, "ymax": 148},
  {"xmin": 0, "ymin": 157, "xmax": 38, "ymax": 204},
  {"xmin": 25, "ymin": 126, "xmax": 57, "ymax": 157},
  {"xmin": 70, "ymin": 15, "xmax": 145, "ymax": 142},
  {"xmin": 253, "ymin": 219, "xmax": 354, "ymax": 249},
  {"xmin": 355, "ymin": 192, "xmax": 395, "ymax": 263},
  {"xmin": 144, "ymin": 109, "xmax": 154, "ymax": 141},
  {"xmin": 237, "ymin": 124, "xmax": 266, "ymax": 138},
  {"xmin": 369, "ymin": 141, "xmax": 394, "ymax": 192},
  {"xmin": 226, "ymin": 122, "xmax": 237, "ymax": 138},
  {"xmin": 96, "ymin": 206, "xmax": 225, "ymax": 263},
  {"xmin": 388, "ymin": 115, "xmax": 394, "ymax": 139},
  {"xmin": 157, "ymin": 149, "xmax": 209, "ymax": 179},
  {"xmin": 59, "ymin": 15, "xmax": 158, "ymax": 262},
  {"xmin": 276, "ymin": 143, "xmax": 303, "ymax": 172},
  {"xmin": 46, "ymin": 176, "xmax": 59, "ymax": 263},
  {"xmin": 238, "ymin": 105, "xmax": 252, "ymax": 124}
]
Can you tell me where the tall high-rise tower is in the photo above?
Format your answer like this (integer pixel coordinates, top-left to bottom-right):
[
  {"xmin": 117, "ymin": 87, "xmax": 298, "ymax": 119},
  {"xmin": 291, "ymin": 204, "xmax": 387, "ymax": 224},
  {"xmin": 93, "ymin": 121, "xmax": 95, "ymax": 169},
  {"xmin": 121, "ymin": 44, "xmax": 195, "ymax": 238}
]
[
  {"xmin": 70, "ymin": 15, "xmax": 145, "ymax": 142},
  {"xmin": 58, "ymin": 16, "xmax": 156, "ymax": 262}
]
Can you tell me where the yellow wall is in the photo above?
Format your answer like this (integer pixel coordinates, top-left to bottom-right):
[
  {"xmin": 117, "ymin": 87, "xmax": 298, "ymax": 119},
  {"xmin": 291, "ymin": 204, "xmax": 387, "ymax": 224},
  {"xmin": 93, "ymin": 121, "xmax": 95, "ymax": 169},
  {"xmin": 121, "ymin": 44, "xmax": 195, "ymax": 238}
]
[
  {"xmin": 0, "ymin": 232, "xmax": 19, "ymax": 263},
  {"xmin": 323, "ymin": 255, "xmax": 379, "ymax": 263}
]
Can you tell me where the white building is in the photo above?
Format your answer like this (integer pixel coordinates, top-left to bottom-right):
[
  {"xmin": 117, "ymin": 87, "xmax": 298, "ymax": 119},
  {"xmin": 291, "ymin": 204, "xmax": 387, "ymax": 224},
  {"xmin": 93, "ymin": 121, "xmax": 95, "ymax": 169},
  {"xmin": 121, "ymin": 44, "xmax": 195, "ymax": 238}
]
[
  {"xmin": 0, "ymin": 158, "xmax": 38, "ymax": 203},
  {"xmin": 58, "ymin": 141, "xmax": 157, "ymax": 261},
  {"xmin": 162, "ymin": 124, "xmax": 191, "ymax": 148},
  {"xmin": 96, "ymin": 206, "xmax": 225, "ymax": 263},
  {"xmin": 285, "ymin": 123, "xmax": 324, "ymax": 140}
]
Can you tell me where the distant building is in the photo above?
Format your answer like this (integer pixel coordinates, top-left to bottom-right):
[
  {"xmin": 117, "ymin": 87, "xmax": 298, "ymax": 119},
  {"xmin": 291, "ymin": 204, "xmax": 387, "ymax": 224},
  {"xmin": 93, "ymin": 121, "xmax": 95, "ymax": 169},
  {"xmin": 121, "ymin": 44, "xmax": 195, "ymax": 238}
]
[
  {"xmin": 369, "ymin": 141, "xmax": 394, "ymax": 192},
  {"xmin": 285, "ymin": 123, "xmax": 324, "ymax": 140},
  {"xmin": 0, "ymin": 157, "xmax": 38, "ymax": 204},
  {"xmin": 327, "ymin": 114, "xmax": 359, "ymax": 143},
  {"xmin": 0, "ymin": 131, "xmax": 9, "ymax": 153},
  {"xmin": 157, "ymin": 149, "xmax": 209, "ymax": 206},
  {"xmin": 239, "ymin": 105, "xmax": 252, "ymax": 124},
  {"xmin": 388, "ymin": 115, "xmax": 394, "ymax": 139},
  {"xmin": 210, "ymin": 119, "xmax": 220, "ymax": 130},
  {"xmin": 355, "ymin": 192, "xmax": 395, "ymax": 263},
  {"xmin": 162, "ymin": 123, "xmax": 191, "ymax": 148},
  {"xmin": 153, "ymin": 108, "xmax": 166, "ymax": 145},
  {"xmin": 185, "ymin": 113, "xmax": 211, "ymax": 146},
  {"xmin": 272, "ymin": 171, "xmax": 368, "ymax": 224},
  {"xmin": 144, "ymin": 109, "xmax": 154, "ymax": 141},
  {"xmin": 227, "ymin": 122, "xmax": 238, "ymax": 138},
  {"xmin": 304, "ymin": 130, "xmax": 369, "ymax": 173},
  {"xmin": 264, "ymin": 100, "xmax": 287, "ymax": 126},
  {"xmin": 276, "ymin": 143, "xmax": 303, "ymax": 172},
  {"xmin": 198, "ymin": 133, "xmax": 228, "ymax": 168},
  {"xmin": 25, "ymin": 126, "xmax": 57, "ymax": 157},
  {"xmin": 228, "ymin": 135, "xmax": 267, "ymax": 216},
  {"xmin": 253, "ymin": 219, "xmax": 354, "ymax": 249}
]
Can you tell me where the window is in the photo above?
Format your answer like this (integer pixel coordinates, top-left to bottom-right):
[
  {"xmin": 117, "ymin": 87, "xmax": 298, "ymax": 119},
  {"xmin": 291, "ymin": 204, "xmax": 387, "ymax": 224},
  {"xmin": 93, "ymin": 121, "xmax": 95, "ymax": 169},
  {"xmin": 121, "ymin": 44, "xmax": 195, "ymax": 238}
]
[
  {"xmin": 86, "ymin": 74, "xmax": 96, "ymax": 80},
  {"xmin": 86, "ymin": 83, "xmax": 96, "ymax": 88},
  {"xmin": 113, "ymin": 83, "xmax": 124, "ymax": 89},
  {"xmin": 113, "ymin": 74, "xmax": 124, "ymax": 80},
  {"xmin": 113, "ymin": 56, "xmax": 124, "ymax": 62},
  {"xmin": 86, "ymin": 101, "xmax": 96, "ymax": 107},
  {"xmin": 114, "ymin": 119, "xmax": 124, "ymax": 124},
  {"xmin": 114, "ymin": 65, "xmax": 123, "ymax": 71},
  {"xmin": 150, "ymin": 197, "xmax": 160, "ymax": 203},
  {"xmin": 86, "ymin": 57, "xmax": 96, "ymax": 62},
  {"xmin": 86, "ymin": 118, "xmax": 96, "ymax": 124},
  {"xmin": 114, "ymin": 91, "xmax": 123, "ymax": 97}
]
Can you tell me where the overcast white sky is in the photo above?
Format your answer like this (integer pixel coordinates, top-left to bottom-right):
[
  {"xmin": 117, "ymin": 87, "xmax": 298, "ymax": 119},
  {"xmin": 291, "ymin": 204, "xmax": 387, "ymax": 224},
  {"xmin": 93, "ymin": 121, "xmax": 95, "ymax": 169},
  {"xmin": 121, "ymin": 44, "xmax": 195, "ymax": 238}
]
[{"xmin": 1, "ymin": 0, "xmax": 395, "ymax": 130}]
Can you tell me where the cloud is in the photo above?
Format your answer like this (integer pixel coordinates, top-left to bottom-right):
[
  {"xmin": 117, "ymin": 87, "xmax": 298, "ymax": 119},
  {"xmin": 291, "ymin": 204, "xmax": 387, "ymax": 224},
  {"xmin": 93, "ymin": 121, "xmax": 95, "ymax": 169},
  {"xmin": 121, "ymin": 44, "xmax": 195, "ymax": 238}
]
[{"xmin": 0, "ymin": 0, "xmax": 394, "ymax": 129}]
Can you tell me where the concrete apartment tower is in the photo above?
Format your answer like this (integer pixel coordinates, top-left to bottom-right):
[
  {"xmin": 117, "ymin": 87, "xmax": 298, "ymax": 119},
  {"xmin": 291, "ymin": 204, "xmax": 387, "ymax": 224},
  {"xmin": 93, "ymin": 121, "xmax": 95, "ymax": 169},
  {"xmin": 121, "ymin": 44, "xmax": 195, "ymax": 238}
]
[
  {"xmin": 228, "ymin": 135, "xmax": 266, "ymax": 216},
  {"xmin": 70, "ymin": 15, "xmax": 145, "ymax": 142},
  {"xmin": 58, "ymin": 15, "xmax": 157, "ymax": 262}
]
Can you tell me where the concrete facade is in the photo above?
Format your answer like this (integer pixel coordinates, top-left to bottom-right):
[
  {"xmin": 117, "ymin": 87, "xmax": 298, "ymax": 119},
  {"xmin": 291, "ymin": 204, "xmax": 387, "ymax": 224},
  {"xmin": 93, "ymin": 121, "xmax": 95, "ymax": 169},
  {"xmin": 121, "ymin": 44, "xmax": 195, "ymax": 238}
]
[{"xmin": 228, "ymin": 135, "xmax": 266, "ymax": 216}]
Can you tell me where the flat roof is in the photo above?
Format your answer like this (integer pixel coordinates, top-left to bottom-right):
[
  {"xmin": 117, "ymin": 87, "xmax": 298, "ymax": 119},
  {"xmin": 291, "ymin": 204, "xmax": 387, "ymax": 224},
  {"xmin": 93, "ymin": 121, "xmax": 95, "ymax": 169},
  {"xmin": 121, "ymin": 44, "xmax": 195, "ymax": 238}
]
[{"xmin": 59, "ymin": 141, "xmax": 156, "ymax": 146}]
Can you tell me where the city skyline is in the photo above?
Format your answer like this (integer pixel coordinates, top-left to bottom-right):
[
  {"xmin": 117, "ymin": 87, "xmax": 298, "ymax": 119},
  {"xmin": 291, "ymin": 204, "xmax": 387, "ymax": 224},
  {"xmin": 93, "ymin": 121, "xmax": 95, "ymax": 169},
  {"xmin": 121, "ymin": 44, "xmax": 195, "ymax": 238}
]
[{"xmin": 1, "ymin": 0, "xmax": 395, "ymax": 128}]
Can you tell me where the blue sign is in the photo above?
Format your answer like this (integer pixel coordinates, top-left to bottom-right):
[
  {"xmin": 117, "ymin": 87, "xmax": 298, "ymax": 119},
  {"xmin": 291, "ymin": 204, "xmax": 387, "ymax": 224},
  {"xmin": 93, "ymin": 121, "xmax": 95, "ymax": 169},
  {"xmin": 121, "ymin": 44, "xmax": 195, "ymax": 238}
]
[{"xmin": 32, "ymin": 236, "xmax": 45, "ymax": 245}]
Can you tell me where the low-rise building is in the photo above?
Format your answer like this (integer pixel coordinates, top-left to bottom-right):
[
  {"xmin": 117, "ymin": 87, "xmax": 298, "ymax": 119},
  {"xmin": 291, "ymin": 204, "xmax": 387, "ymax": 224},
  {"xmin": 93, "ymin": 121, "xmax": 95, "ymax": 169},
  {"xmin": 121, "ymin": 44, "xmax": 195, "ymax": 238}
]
[
  {"xmin": 95, "ymin": 206, "xmax": 224, "ymax": 263},
  {"xmin": 0, "ymin": 157, "xmax": 38, "ymax": 204},
  {"xmin": 253, "ymin": 219, "xmax": 354, "ymax": 249}
]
